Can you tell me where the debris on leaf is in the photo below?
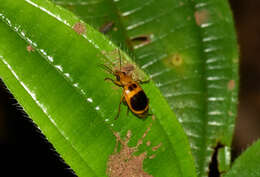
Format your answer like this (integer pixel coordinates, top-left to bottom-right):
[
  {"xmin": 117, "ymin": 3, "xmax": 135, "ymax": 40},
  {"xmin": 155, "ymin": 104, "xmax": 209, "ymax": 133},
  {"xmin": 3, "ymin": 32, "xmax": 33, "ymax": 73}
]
[{"xmin": 99, "ymin": 21, "xmax": 114, "ymax": 34}]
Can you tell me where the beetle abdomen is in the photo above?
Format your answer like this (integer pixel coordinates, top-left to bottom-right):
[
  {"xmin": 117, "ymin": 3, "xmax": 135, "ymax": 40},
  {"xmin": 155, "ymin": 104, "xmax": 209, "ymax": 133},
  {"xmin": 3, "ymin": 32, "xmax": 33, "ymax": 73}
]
[{"xmin": 130, "ymin": 90, "xmax": 148, "ymax": 111}]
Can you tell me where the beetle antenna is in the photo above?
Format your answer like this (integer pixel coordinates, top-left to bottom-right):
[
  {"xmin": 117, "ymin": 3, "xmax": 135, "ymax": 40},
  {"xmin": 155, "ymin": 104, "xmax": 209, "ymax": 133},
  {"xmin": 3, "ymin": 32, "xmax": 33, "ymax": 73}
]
[
  {"xmin": 118, "ymin": 48, "xmax": 122, "ymax": 71},
  {"xmin": 99, "ymin": 64, "xmax": 114, "ymax": 75}
]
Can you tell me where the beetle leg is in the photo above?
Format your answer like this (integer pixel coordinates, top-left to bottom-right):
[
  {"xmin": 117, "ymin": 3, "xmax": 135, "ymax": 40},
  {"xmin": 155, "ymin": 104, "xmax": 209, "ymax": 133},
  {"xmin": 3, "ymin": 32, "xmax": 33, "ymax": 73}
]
[
  {"xmin": 137, "ymin": 79, "xmax": 150, "ymax": 84},
  {"xmin": 122, "ymin": 97, "xmax": 127, "ymax": 105},
  {"xmin": 115, "ymin": 94, "xmax": 124, "ymax": 120},
  {"xmin": 105, "ymin": 77, "xmax": 122, "ymax": 86},
  {"xmin": 122, "ymin": 98, "xmax": 130, "ymax": 116}
]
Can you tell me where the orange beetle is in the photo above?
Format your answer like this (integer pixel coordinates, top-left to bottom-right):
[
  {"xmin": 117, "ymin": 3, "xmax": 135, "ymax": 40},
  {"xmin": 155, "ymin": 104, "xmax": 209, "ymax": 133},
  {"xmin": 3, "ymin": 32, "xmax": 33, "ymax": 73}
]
[{"xmin": 101, "ymin": 50, "xmax": 149, "ymax": 119}]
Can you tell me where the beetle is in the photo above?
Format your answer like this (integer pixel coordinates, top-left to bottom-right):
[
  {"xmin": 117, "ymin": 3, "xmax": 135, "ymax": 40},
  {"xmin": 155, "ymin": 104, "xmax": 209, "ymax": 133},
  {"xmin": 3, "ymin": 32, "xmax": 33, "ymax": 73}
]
[{"xmin": 101, "ymin": 50, "xmax": 150, "ymax": 119}]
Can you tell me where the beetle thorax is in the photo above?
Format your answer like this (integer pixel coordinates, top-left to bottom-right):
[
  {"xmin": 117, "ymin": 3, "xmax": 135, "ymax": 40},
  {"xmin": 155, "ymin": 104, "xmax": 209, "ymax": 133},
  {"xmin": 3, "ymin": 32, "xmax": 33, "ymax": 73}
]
[{"xmin": 115, "ymin": 70, "xmax": 133, "ymax": 86}]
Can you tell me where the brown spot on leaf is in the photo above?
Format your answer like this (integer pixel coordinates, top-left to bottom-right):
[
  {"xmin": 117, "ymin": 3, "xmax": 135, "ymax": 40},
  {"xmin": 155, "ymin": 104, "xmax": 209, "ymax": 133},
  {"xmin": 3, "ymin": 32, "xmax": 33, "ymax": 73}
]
[
  {"xmin": 146, "ymin": 141, "xmax": 151, "ymax": 146},
  {"xmin": 149, "ymin": 154, "xmax": 156, "ymax": 159},
  {"xmin": 194, "ymin": 9, "xmax": 210, "ymax": 26},
  {"xmin": 227, "ymin": 80, "xmax": 235, "ymax": 90},
  {"xmin": 137, "ymin": 139, "xmax": 143, "ymax": 146},
  {"xmin": 26, "ymin": 45, "xmax": 34, "ymax": 52},
  {"xmin": 152, "ymin": 143, "xmax": 162, "ymax": 152},
  {"xmin": 107, "ymin": 131, "xmax": 152, "ymax": 177},
  {"xmin": 73, "ymin": 22, "xmax": 86, "ymax": 35},
  {"xmin": 107, "ymin": 124, "xmax": 161, "ymax": 177},
  {"xmin": 142, "ymin": 126, "xmax": 151, "ymax": 139}
]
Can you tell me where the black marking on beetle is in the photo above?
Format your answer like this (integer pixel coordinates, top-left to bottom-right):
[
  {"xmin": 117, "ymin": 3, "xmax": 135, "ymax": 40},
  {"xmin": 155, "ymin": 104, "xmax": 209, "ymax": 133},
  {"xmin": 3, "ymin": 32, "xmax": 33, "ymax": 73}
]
[
  {"xmin": 99, "ymin": 21, "xmax": 114, "ymax": 34},
  {"xmin": 130, "ymin": 91, "xmax": 148, "ymax": 111},
  {"xmin": 128, "ymin": 85, "xmax": 134, "ymax": 91},
  {"xmin": 128, "ymin": 84, "xmax": 137, "ymax": 91}
]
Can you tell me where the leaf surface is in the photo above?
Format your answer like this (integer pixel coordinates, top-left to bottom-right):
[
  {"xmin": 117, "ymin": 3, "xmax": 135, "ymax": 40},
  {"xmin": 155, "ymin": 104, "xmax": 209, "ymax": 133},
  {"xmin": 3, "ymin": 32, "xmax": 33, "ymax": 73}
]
[
  {"xmin": 54, "ymin": 0, "xmax": 239, "ymax": 176},
  {"xmin": 224, "ymin": 140, "xmax": 260, "ymax": 177},
  {"xmin": 0, "ymin": 0, "xmax": 197, "ymax": 176}
]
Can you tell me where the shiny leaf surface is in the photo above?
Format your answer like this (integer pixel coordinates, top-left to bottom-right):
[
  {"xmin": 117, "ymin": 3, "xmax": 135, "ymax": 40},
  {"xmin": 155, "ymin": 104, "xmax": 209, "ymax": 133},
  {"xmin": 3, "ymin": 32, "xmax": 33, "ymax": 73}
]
[
  {"xmin": 0, "ymin": 0, "xmax": 196, "ymax": 177},
  {"xmin": 224, "ymin": 140, "xmax": 260, "ymax": 177},
  {"xmin": 54, "ymin": 0, "xmax": 239, "ymax": 176}
]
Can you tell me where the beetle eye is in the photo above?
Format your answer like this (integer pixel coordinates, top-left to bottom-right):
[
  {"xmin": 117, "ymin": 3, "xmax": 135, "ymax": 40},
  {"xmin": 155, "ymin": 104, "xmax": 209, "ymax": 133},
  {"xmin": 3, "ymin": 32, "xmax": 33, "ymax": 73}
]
[{"xmin": 116, "ymin": 75, "xmax": 120, "ymax": 81}]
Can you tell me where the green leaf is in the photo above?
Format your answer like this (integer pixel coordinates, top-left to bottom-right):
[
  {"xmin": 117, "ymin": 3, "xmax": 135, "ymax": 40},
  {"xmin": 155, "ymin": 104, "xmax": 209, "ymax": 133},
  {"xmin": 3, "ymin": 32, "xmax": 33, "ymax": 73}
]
[
  {"xmin": 224, "ymin": 140, "xmax": 260, "ymax": 177},
  {"xmin": 53, "ymin": 0, "xmax": 239, "ymax": 176},
  {"xmin": 217, "ymin": 145, "xmax": 231, "ymax": 173},
  {"xmin": 0, "ymin": 0, "xmax": 196, "ymax": 177},
  {"xmin": 126, "ymin": 1, "xmax": 239, "ymax": 174},
  {"xmin": 51, "ymin": 0, "xmax": 127, "ymax": 47}
]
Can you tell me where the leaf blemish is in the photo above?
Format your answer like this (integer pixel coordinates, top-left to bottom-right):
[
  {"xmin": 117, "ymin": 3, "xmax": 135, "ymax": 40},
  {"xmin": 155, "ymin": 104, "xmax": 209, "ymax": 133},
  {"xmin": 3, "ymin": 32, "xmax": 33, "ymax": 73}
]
[
  {"xmin": 107, "ymin": 124, "xmax": 161, "ymax": 177},
  {"xmin": 164, "ymin": 54, "xmax": 183, "ymax": 67},
  {"xmin": 130, "ymin": 35, "xmax": 151, "ymax": 48},
  {"xmin": 227, "ymin": 80, "xmax": 235, "ymax": 90},
  {"xmin": 99, "ymin": 21, "xmax": 114, "ymax": 34},
  {"xmin": 73, "ymin": 22, "xmax": 86, "ymax": 35},
  {"xmin": 26, "ymin": 45, "xmax": 34, "ymax": 52},
  {"xmin": 194, "ymin": 9, "xmax": 210, "ymax": 26},
  {"xmin": 149, "ymin": 154, "xmax": 156, "ymax": 159},
  {"xmin": 171, "ymin": 54, "xmax": 183, "ymax": 66},
  {"xmin": 146, "ymin": 141, "xmax": 151, "ymax": 146},
  {"xmin": 152, "ymin": 143, "xmax": 162, "ymax": 152}
]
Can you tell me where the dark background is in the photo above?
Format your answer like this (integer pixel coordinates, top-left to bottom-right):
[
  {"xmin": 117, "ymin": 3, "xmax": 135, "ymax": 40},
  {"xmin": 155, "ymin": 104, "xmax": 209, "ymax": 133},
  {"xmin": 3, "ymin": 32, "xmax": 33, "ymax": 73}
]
[
  {"xmin": 230, "ymin": 0, "xmax": 260, "ymax": 157},
  {"xmin": 0, "ymin": 1, "xmax": 259, "ymax": 176}
]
